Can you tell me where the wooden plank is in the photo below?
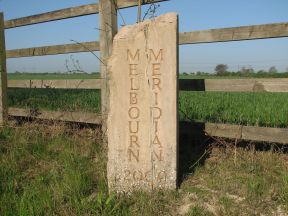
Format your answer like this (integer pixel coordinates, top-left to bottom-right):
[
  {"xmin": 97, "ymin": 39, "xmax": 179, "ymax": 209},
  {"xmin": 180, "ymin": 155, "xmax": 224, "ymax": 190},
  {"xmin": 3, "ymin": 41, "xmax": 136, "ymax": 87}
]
[
  {"xmin": 99, "ymin": 0, "xmax": 118, "ymax": 133},
  {"xmin": 8, "ymin": 107, "xmax": 102, "ymax": 124},
  {"xmin": 8, "ymin": 78, "xmax": 288, "ymax": 92},
  {"xmin": 4, "ymin": 0, "xmax": 168, "ymax": 29},
  {"xmin": 205, "ymin": 123, "xmax": 288, "ymax": 144},
  {"xmin": 0, "ymin": 13, "xmax": 8, "ymax": 125},
  {"xmin": 179, "ymin": 78, "xmax": 288, "ymax": 92},
  {"xmin": 6, "ymin": 41, "xmax": 100, "ymax": 58},
  {"xmin": 4, "ymin": 4, "xmax": 99, "ymax": 29},
  {"xmin": 118, "ymin": 0, "xmax": 168, "ymax": 8},
  {"xmin": 8, "ymin": 79, "xmax": 102, "ymax": 89},
  {"xmin": 179, "ymin": 22, "xmax": 288, "ymax": 44}
]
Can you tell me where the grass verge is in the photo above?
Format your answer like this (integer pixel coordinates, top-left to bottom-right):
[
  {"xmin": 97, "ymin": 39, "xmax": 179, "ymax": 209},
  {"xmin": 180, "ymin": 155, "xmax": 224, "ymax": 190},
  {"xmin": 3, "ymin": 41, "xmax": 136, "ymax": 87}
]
[{"xmin": 0, "ymin": 123, "xmax": 287, "ymax": 215}]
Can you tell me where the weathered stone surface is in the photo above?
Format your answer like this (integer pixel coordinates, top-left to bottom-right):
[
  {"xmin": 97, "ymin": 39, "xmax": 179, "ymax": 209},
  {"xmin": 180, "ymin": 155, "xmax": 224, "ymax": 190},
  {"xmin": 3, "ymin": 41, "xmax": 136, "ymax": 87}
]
[{"xmin": 107, "ymin": 13, "xmax": 178, "ymax": 193}]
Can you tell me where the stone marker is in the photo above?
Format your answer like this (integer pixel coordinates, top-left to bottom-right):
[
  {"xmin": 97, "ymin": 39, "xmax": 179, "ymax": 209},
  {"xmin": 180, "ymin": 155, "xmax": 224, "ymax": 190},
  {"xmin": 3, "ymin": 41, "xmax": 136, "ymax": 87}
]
[{"xmin": 107, "ymin": 13, "xmax": 178, "ymax": 193}]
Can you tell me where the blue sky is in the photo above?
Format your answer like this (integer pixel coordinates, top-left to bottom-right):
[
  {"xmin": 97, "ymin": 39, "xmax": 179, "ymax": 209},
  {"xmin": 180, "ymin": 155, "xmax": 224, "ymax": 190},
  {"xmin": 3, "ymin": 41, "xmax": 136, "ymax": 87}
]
[{"xmin": 0, "ymin": 0, "xmax": 288, "ymax": 73}]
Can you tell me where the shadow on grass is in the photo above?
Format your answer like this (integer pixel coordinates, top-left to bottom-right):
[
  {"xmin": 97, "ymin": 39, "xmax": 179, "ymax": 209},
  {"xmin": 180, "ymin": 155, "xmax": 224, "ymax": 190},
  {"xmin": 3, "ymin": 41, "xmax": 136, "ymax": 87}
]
[
  {"xmin": 235, "ymin": 140, "xmax": 288, "ymax": 153},
  {"xmin": 10, "ymin": 116, "xmax": 102, "ymax": 131},
  {"xmin": 178, "ymin": 121, "xmax": 212, "ymax": 186},
  {"xmin": 177, "ymin": 121, "xmax": 288, "ymax": 186}
]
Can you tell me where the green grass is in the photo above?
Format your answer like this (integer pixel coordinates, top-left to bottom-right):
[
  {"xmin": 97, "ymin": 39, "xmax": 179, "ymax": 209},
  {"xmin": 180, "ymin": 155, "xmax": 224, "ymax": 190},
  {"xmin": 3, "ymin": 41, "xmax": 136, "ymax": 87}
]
[
  {"xmin": 0, "ymin": 124, "xmax": 179, "ymax": 216},
  {"xmin": 0, "ymin": 124, "xmax": 116, "ymax": 215},
  {"xmin": 180, "ymin": 91, "xmax": 288, "ymax": 128},
  {"xmin": 181, "ymin": 145, "xmax": 288, "ymax": 216},
  {"xmin": 0, "ymin": 124, "xmax": 287, "ymax": 215},
  {"xmin": 8, "ymin": 88, "xmax": 101, "ymax": 113}
]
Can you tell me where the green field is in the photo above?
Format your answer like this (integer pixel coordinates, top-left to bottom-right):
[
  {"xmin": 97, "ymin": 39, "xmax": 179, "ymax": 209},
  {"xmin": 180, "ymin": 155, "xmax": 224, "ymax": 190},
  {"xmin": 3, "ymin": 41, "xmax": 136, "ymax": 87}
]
[
  {"xmin": 8, "ymin": 88, "xmax": 101, "ymax": 113},
  {"xmin": 180, "ymin": 92, "xmax": 288, "ymax": 128},
  {"xmin": 8, "ymin": 72, "xmax": 288, "ymax": 80},
  {"xmin": 6, "ymin": 73, "xmax": 288, "ymax": 128}
]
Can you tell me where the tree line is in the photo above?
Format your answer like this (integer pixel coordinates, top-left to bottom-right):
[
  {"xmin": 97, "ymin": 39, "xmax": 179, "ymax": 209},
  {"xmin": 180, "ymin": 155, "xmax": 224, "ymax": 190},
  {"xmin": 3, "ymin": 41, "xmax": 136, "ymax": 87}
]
[
  {"xmin": 183, "ymin": 64, "xmax": 288, "ymax": 78},
  {"xmin": 214, "ymin": 64, "xmax": 285, "ymax": 76}
]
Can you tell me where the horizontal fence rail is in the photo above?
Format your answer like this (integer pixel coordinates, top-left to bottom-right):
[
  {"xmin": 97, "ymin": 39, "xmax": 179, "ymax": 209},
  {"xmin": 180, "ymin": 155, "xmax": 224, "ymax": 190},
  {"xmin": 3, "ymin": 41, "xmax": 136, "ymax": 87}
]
[
  {"xmin": 179, "ymin": 22, "xmax": 288, "ymax": 44},
  {"xmin": 8, "ymin": 79, "xmax": 101, "ymax": 89},
  {"xmin": 7, "ymin": 78, "xmax": 288, "ymax": 92},
  {"xmin": 6, "ymin": 22, "xmax": 288, "ymax": 58},
  {"xmin": 4, "ymin": 4, "xmax": 98, "ymax": 29},
  {"xmin": 179, "ymin": 78, "xmax": 288, "ymax": 92},
  {"xmin": 8, "ymin": 108, "xmax": 288, "ymax": 144},
  {"xmin": 8, "ymin": 108, "xmax": 102, "ymax": 124},
  {"xmin": 4, "ymin": 0, "xmax": 168, "ymax": 29},
  {"xmin": 205, "ymin": 123, "xmax": 288, "ymax": 145},
  {"xmin": 6, "ymin": 41, "xmax": 100, "ymax": 58}
]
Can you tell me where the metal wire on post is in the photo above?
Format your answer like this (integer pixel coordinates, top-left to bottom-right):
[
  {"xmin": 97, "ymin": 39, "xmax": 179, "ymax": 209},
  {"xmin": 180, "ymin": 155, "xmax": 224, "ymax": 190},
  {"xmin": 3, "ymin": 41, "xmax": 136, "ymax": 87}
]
[{"xmin": 142, "ymin": 0, "xmax": 160, "ymax": 21}]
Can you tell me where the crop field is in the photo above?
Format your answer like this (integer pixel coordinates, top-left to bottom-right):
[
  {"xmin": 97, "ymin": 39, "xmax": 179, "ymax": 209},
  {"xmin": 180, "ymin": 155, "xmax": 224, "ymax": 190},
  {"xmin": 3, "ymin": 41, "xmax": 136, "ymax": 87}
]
[
  {"xmin": 8, "ymin": 88, "xmax": 101, "ymax": 113},
  {"xmin": 180, "ymin": 91, "xmax": 288, "ymax": 128},
  {"xmin": 6, "ymin": 73, "xmax": 288, "ymax": 128}
]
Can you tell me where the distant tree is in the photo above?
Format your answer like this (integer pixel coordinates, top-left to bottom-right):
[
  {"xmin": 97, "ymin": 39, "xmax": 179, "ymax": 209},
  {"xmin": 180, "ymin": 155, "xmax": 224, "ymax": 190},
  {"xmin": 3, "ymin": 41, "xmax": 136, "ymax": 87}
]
[
  {"xmin": 248, "ymin": 66, "xmax": 254, "ymax": 73},
  {"xmin": 183, "ymin": 72, "xmax": 188, "ymax": 75},
  {"xmin": 286, "ymin": 67, "xmax": 288, "ymax": 73},
  {"xmin": 268, "ymin": 66, "xmax": 278, "ymax": 73},
  {"xmin": 215, "ymin": 64, "xmax": 228, "ymax": 76},
  {"xmin": 240, "ymin": 66, "xmax": 254, "ymax": 75}
]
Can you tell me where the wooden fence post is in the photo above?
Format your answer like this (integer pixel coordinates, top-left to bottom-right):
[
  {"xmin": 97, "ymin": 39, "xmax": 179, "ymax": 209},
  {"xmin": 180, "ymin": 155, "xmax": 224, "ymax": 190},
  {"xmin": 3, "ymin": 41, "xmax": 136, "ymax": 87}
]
[
  {"xmin": 99, "ymin": 0, "xmax": 118, "ymax": 133},
  {"xmin": 0, "ymin": 13, "xmax": 8, "ymax": 125}
]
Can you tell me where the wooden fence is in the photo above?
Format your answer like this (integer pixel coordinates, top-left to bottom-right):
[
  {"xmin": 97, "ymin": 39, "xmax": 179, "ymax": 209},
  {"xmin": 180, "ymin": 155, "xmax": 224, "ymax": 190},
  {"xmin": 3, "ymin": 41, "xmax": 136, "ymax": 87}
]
[{"xmin": 0, "ymin": 0, "xmax": 288, "ymax": 144}]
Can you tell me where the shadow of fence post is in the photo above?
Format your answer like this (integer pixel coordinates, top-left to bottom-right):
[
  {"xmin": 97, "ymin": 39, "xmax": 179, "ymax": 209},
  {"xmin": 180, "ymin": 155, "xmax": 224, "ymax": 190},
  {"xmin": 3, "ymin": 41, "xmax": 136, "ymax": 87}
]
[{"xmin": 178, "ymin": 121, "xmax": 211, "ymax": 185}]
